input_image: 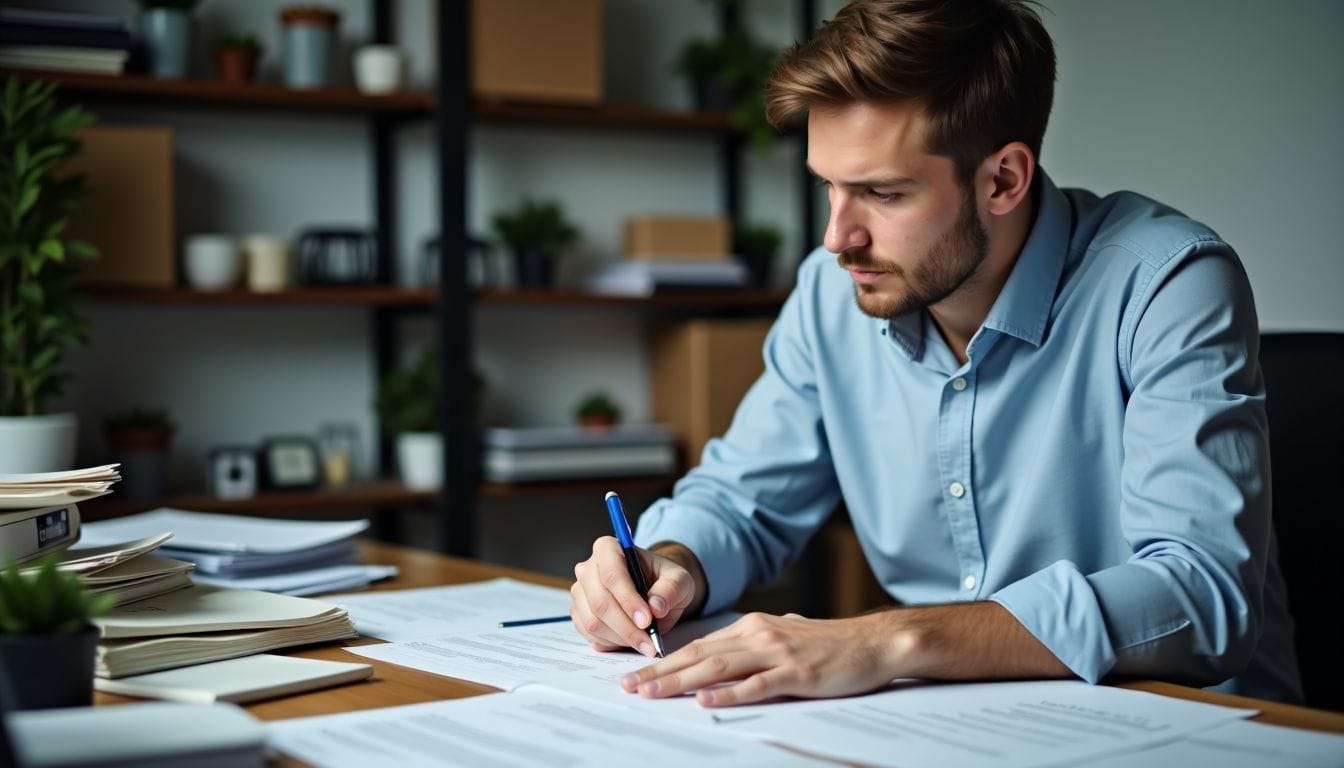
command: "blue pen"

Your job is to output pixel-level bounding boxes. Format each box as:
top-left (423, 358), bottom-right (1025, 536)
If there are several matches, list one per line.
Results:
top-left (605, 491), bottom-right (667, 658)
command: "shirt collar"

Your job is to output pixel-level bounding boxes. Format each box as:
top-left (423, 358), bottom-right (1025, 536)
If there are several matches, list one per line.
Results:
top-left (885, 170), bottom-right (1071, 356)
top-left (980, 170), bottom-right (1070, 347)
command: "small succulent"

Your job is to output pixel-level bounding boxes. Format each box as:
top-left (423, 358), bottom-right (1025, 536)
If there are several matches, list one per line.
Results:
top-left (0, 554), bottom-right (115, 635)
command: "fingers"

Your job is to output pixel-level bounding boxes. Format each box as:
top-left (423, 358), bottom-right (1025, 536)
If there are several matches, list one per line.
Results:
top-left (619, 637), bottom-right (799, 707)
top-left (570, 536), bottom-right (660, 656)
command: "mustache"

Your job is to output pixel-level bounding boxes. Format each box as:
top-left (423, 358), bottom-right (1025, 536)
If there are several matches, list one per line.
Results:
top-left (836, 252), bottom-right (900, 274)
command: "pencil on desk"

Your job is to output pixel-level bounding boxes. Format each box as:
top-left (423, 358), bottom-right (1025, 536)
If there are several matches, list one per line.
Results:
top-left (498, 615), bottom-right (572, 628)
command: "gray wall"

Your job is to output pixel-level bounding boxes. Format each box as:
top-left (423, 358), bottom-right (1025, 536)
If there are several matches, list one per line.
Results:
top-left (30, 1), bottom-right (1343, 566)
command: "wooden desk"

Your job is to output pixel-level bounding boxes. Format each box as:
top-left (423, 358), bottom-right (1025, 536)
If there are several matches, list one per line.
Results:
top-left (96, 540), bottom-right (1344, 738)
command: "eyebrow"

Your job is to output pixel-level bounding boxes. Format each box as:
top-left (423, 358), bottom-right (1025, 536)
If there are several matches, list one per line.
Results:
top-left (805, 164), bottom-right (920, 189)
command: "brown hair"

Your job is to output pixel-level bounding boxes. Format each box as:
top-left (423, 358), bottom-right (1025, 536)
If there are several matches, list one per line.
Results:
top-left (765, 0), bottom-right (1056, 184)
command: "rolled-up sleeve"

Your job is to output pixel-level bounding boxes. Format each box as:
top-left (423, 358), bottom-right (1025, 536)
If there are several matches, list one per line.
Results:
top-left (994, 244), bottom-right (1270, 686)
top-left (635, 260), bottom-right (842, 615)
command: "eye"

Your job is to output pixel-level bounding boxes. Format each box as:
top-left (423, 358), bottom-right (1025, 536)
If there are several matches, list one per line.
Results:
top-left (869, 189), bottom-right (901, 203)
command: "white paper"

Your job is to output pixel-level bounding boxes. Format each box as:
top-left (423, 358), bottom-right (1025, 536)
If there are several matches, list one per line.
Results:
top-left (1085, 718), bottom-right (1344, 768)
top-left (266, 687), bottom-right (828, 768)
top-left (328, 577), bottom-right (572, 642)
top-left (730, 679), bottom-right (1256, 768)
top-left (192, 564), bottom-right (398, 596)
top-left (79, 508), bottom-right (368, 553)
top-left (51, 532), bottom-right (174, 575)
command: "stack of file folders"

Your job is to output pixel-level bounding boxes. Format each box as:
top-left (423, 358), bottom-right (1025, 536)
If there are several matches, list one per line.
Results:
top-left (0, 7), bottom-right (131, 74)
top-left (481, 424), bottom-right (678, 482)
top-left (0, 464), bottom-right (120, 565)
top-left (77, 508), bottom-right (397, 597)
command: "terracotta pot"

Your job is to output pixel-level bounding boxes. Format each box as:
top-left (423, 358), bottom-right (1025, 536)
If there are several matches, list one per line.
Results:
top-left (215, 46), bottom-right (259, 85)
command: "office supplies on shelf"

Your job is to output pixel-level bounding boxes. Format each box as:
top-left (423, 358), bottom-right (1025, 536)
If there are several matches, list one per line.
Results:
top-left (583, 259), bottom-right (749, 297)
top-left (481, 423), bottom-right (676, 482)
top-left (0, 503), bottom-right (80, 563)
top-left (5, 701), bottom-right (265, 768)
top-left (605, 490), bottom-right (665, 656)
top-left (94, 654), bottom-right (373, 704)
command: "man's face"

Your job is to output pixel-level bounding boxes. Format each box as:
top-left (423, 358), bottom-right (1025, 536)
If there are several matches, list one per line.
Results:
top-left (809, 102), bottom-right (989, 320)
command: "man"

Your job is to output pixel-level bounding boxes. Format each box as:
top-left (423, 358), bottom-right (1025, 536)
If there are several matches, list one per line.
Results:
top-left (570, 0), bottom-right (1302, 707)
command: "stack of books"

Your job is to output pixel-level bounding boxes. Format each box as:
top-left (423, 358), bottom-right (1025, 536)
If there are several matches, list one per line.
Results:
top-left (78, 508), bottom-right (396, 596)
top-left (583, 260), bottom-right (749, 297)
top-left (482, 424), bottom-right (678, 482)
top-left (0, 7), bottom-right (132, 75)
top-left (0, 464), bottom-right (120, 565)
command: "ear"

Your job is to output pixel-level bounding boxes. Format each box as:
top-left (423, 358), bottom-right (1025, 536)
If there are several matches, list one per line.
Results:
top-left (980, 142), bottom-right (1035, 217)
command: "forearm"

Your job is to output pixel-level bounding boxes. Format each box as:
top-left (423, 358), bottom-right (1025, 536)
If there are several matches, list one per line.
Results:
top-left (879, 601), bottom-right (1072, 681)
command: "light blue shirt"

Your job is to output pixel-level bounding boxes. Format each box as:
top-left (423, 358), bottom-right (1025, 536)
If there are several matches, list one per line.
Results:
top-left (636, 171), bottom-right (1302, 702)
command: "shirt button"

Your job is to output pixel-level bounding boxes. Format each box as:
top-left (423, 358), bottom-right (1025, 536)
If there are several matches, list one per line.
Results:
top-left (949, 482), bottom-right (965, 498)
top-left (963, 575), bottom-right (977, 590)
top-left (952, 377), bottom-right (967, 391)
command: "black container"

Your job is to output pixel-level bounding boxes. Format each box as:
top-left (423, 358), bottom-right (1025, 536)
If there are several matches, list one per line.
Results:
top-left (0, 626), bottom-right (99, 710)
top-left (296, 228), bottom-right (380, 284)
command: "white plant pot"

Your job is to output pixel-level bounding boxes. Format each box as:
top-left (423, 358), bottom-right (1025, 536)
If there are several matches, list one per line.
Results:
top-left (0, 412), bottom-right (78, 473)
top-left (395, 432), bottom-right (442, 490)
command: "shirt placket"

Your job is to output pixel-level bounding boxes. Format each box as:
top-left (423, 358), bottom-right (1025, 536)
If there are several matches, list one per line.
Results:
top-left (937, 366), bottom-right (986, 598)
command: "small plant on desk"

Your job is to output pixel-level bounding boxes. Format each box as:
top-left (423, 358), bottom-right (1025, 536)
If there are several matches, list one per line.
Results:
top-left (0, 554), bottom-right (116, 710)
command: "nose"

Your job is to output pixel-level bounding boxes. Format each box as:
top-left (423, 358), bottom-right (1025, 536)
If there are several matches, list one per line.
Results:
top-left (823, 192), bottom-right (869, 254)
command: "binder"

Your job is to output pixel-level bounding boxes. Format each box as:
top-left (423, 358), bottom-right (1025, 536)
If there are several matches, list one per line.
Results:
top-left (0, 504), bottom-right (80, 564)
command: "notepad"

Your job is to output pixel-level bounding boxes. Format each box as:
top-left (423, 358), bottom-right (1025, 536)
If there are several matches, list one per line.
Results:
top-left (94, 654), bottom-right (373, 704)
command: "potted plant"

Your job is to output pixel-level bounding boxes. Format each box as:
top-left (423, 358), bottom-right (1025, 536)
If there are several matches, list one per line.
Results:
top-left (138, 0), bottom-right (201, 79)
top-left (490, 198), bottom-right (580, 288)
top-left (672, 0), bottom-right (779, 151)
top-left (214, 33), bottom-right (263, 85)
top-left (103, 407), bottom-right (175, 500)
top-left (733, 221), bottom-right (782, 287)
top-left (0, 77), bottom-right (98, 473)
top-left (0, 554), bottom-right (115, 710)
top-left (574, 391), bottom-right (622, 430)
top-left (375, 347), bottom-right (442, 490)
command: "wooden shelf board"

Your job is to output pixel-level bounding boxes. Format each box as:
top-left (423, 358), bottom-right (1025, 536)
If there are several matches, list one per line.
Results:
top-left (475, 287), bottom-right (790, 311)
top-left (473, 99), bottom-right (733, 133)
top-left (4, 69), bottom-right (434, 115)
top-left (85, 285), bottom-right (438, 307)
top-left (80, 480), bottom-right (436, 521)
top-left (480, 474), bottom-right (677, 499)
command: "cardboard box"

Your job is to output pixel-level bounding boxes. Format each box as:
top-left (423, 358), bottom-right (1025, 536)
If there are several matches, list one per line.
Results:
top-left (472, 0), bottom-right (603, 103)
top-left (650, 319), bottom-right (772, 466)
top-left (66, 126), bottom-right (174, 288)
top-left (624, 215), bottom-right (731, 261)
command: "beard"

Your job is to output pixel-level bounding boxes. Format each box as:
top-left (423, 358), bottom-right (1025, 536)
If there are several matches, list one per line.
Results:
top-left (838, 190), bottom-right (989, 320)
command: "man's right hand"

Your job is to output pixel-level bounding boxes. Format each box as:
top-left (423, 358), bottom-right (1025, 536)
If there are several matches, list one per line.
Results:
top-left (570, 538), bottom-right (703, 656)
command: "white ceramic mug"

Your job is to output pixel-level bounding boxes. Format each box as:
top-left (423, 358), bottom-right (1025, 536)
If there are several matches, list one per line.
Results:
top-left (353, 45), bottom-right (405, 94)
top-left (183, 234), bottom-right (240, 290)
top-left (243, 235), bottom-right (292, 292)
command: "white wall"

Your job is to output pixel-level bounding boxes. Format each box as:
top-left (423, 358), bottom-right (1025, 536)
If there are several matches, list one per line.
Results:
top-left (24, 1), bottom-right (1341, 561)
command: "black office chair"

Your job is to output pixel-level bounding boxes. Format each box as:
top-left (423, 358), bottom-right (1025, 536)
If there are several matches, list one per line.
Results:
top-left (1259, 332), bottom-right (1344, 712)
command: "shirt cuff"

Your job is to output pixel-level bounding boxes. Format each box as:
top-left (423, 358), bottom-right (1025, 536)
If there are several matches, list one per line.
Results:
top-left (990, 560), bottom-right (1117, 683)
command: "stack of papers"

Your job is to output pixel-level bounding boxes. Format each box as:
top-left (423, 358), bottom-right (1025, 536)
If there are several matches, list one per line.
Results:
top-left (0, 464), bottom-right (120, 509)
top-left (0, 465), bottom-right (121, 564)
top-left (482, 424), bottom-right (677, 482)
top-left (79, 508), bottom-right (396, 596)
top-left (584, 259), bottom-right (748, 296)
top-left (94, 654), bottom-right (373, 704)
top-left (50, 533), bottom-right (195, 606)
top-left (94, 584), bottom-right (357, 678)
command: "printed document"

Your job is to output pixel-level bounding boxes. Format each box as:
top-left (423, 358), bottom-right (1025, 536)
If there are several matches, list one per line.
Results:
top-left (1085, 719), bottom-right (1344, 768)
top-left (266, 686), bottom-right (828, 768)
top-left (329, 577), bottom-right (572, 641)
